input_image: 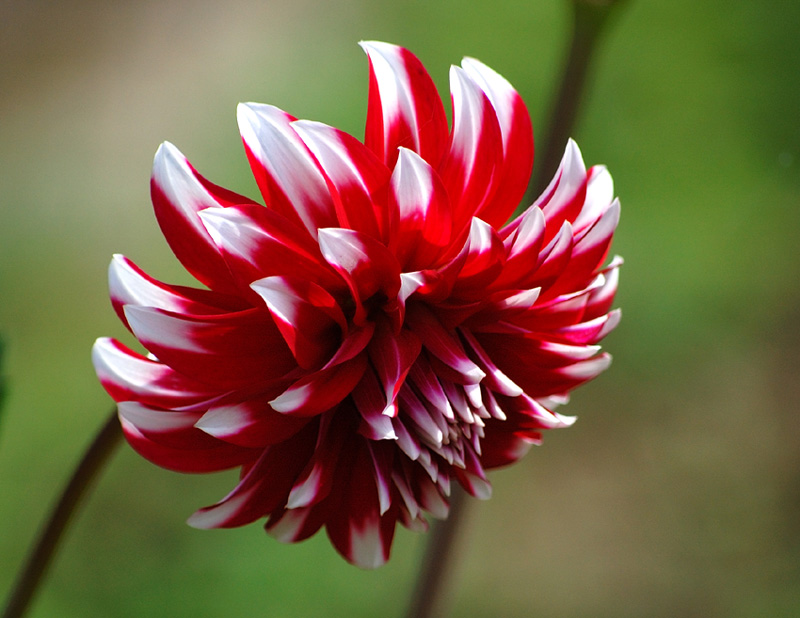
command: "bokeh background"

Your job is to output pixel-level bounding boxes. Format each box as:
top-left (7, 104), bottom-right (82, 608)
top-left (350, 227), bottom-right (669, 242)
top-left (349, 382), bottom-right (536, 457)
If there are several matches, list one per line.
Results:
top-left (2, 1), bottom-right (799, 616)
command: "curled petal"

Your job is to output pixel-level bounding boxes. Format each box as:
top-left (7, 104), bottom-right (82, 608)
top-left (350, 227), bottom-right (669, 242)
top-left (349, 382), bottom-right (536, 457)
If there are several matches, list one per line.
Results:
top-left (269, 326), bottom-right (375, 417)
top-left (151, 142), bottom-right (256, 293)
top-left (461, 57), bottom-right (534, 227)
top-left (438, 66), bottom-right (503, 233)
top-left (237, 103), bottom-right (337, 235)
top-left (251, 275), bottom-right (345, 370)
top-left (118, 402), bottom-right (257, 473)
top-left (388, 148), bottom-right (453, 270)
top-left (361, 41), bottom-right (449, 168)
top-left (292, 119), bottom-right (390, 240)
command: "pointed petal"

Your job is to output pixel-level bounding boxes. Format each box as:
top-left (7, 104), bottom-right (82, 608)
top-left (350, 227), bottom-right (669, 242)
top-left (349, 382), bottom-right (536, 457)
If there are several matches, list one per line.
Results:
top-left (326, 442), bottom-right (396, 568)
top-left (269, 325), bottom-right (374, 416)
top-left (405, 304), bottom-right (485, 384)
top-left (151, 142), bottom-right (254, 293)
top-left (199, 203), bottom-right (342, 295)
top-left (93, 338), bottom-right (216, 409)
top-left (368, 318), bottom-right (422, 408)
top-left (535, 139), bottom-right (588, 244)
top-left (450, 217), bottom-right (506, 298)
top-left (195, 399), bottom-right (309, 448)
top-left (124, 305), bottom-right (295, 389)
top-left (360, 41), bottom-right (449, 168)
top-left (291, 119), bottom-right (390, 240)
top-left (108, 254), bottom-right (245, 329)
top-left (461, 57), bottom-right (533, 227)
top-left (387, 148), bottom-right (453, 270)
top-left (118, 402), bottom-right (257, 472)
top-left (438, 66), bottom-right (503, 233)
top-left (237, 102), bottom-right (337, 235)
top-left (188, 424), bottom-right (316, 528)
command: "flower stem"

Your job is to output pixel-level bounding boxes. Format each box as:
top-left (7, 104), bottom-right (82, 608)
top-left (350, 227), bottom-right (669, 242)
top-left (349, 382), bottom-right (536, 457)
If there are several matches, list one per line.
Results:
top-left (3, 409), bottom-right (122, 618)
top-left (404, 485), bottom-right (470, 618)
top-left (530, 0), bottom-right (628, 198)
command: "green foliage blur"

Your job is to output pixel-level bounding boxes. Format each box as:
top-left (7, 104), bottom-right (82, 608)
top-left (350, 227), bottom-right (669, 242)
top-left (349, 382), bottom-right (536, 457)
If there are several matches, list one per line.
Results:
top-left (1, 1), bottom-right (798, 616)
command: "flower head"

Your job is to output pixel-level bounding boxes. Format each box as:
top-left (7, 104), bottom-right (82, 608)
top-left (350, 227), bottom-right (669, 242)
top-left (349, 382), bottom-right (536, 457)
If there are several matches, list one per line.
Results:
top-left (93, 42), bottom-right (621, 568)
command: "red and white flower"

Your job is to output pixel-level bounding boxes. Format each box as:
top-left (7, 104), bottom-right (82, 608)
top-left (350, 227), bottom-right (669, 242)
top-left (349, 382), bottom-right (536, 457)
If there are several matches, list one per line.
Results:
top-left (93, 41), bottom-right (621, 568)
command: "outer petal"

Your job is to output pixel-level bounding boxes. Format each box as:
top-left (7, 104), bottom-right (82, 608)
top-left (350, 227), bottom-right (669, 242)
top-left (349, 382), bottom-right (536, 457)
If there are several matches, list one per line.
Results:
top-left (360, 41), bottom-right (449, 168)
top-left (109, 254), bottom-right (246, 329)
top-left (438, 66), bottom-right (503, 234)
top-left (118, 402), bottom-right (257, 473)
top-left (151, 142), bottom-right (257, 294)
top-left (93, 338), bottom-right (217, 410)
top-left (461, 57), bottom-right (534, 227)
top-left (188, 423), bottom-right (317, 528)
top-left (237, 103), bottom-right (337, 236)
top-left (325, 440), bottom-right (396, 568)
top-left (124, 305), bottom-right (295, 389)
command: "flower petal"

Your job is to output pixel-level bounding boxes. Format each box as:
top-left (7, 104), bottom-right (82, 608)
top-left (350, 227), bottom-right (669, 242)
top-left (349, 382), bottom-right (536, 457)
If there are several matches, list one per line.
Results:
top-left (201, 202), bottom-right (342, 290)
top-left (124, 306), bottom-right (295, 389)
top-left (118, 402), bottom-right (257, 473)
top-left (237, 102), bottom-right (337, 236)
top-left (438, 66), bottom-right (503, 233)
top-left (195, 399), bottom-right (309, 448)
top-left (317, 228), bottom-right (402, 321)
top-left (251, 275), bottom-right (345, 370)
top-left (93, 338), bottom-right (216, 409)
top-left (461, 57), bottom-right (534, 227)
top-left (291, 119), bottom-right (391, 240)
top-left (151, 142), bottom-right (255, 293)
top-left (387, 148), bottom-right (453, 270)
top-left (361, 41), bottom-right (449, 168)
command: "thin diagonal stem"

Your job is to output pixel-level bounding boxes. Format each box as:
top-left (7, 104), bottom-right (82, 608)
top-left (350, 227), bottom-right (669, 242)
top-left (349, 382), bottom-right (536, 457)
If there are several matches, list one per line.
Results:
top-left (530, 0), bottom-right (627, 199)
top-left (3, 409), bottom-right (122, 618)
top-left (404, 485), bottom-right (470, 618)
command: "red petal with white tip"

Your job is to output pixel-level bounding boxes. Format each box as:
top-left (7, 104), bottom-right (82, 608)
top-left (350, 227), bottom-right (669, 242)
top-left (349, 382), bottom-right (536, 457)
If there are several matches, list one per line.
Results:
top-left (251, 275), bottom-right (345, 370)
top-left (93, 338), bottom-right (216, 409)
top-left (388, 148), bottom-right (453, 270)
top-left (151, 142), bottom-right (255, 294)
top-left (361, 41), bottom-right (449, 168)
top-left (124, 306), bottom-right (295, 389)
top-left (199, 203), bottom-right (342, 296)
top-left (237, 103), bottom-right (337, 235)
top-left (118, 402), bottom-right (257, 473)
top-left (195, 399), bottom-right (309, 448)
top-left (461, 57), bottom-right (534, 227)
top-left (438, 66), bottom-right (503, 233)
top-left (292, 120), bottom-right (390, 240)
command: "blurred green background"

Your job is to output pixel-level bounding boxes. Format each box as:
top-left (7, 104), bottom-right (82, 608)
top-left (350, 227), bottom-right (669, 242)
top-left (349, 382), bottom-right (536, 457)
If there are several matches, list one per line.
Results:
top-left (2, 0), bottom-right (799, 616)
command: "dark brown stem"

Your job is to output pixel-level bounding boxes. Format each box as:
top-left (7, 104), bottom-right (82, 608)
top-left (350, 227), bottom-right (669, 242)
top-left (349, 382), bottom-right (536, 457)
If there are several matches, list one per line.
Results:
top-left (404, 485), bottom-right (471, 618)
top-left (3, 409), bottom-right (122, 618)
top-left (529, 0), bottom-right (628, 199)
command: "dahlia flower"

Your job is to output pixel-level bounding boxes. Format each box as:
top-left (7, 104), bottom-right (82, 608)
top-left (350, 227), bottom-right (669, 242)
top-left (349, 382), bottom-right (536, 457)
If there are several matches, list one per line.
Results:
top-left (93, 41), bottom-right (620, 568)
